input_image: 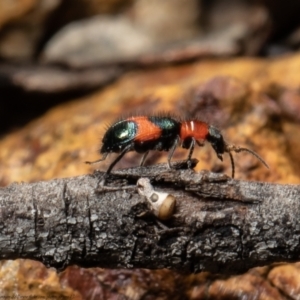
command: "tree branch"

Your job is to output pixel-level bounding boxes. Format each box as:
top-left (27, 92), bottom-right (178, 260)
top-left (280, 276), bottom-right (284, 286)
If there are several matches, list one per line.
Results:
top-left (0, 160), bottom-right (299, 274)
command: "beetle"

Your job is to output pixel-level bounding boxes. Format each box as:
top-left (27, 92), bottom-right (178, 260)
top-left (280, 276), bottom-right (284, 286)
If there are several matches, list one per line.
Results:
top-left (86, 115), bottom-right (269, 178)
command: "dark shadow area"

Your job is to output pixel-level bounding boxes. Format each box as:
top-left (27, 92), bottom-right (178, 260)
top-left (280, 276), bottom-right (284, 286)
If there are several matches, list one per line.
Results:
top-left (0, 87), bottom-right (99, 135)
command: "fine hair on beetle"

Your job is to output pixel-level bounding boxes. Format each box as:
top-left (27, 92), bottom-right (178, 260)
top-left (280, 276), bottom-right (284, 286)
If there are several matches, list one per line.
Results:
top-left (86, 113), bottom-right (269, 178)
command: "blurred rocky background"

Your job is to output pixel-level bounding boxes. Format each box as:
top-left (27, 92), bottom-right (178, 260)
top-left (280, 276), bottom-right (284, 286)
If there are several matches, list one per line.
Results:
top-left (2, 0), bottom-right (300, 133)
top-left (1, 0), bottom-right (300, 299)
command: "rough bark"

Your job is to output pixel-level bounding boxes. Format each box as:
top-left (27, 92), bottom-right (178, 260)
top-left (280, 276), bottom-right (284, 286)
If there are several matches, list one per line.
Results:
top-left (0, 160), bottom-right (299, 274)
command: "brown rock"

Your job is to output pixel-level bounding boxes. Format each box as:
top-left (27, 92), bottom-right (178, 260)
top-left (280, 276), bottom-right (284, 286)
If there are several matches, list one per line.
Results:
top-left (268, 263), bottom-right (300, 299)
top-left (0, 259), bottom-right (80, 299)
top-left (2, 260), bottom-right (299, 299)
top-left (2, 54), bottom-right (300, 185)
top-left (0, 0), bottom-right (61, 61)
top-left (278, 89), bottom-right (300, 123)
top-left (206, 272), bottom-right (283, 300)
top-left (60, 267), bottom-right (185, 300)
top-left (0, 0), bottom-right (134, 61)
top-left (0, 0), bottom-right (37, 29)
top-left (0, 63), bottom-right (122, 93)
top-left (130, 0), bottom-right (201, 44)
top-left (41, 1), bottom-right (242, 68)
top-left (41, 15), bottom-right (155, 67)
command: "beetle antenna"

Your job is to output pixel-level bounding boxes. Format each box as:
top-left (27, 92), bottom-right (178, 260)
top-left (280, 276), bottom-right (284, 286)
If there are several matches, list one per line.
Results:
top-left (225, 144), bottom-right (269, 178)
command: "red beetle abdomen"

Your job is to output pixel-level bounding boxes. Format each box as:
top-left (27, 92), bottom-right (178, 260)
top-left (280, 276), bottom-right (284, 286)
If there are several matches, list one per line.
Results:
top-left (127, 116), bottom-right (162, 142)
top-left (180, 120), bottom-right (209, 142)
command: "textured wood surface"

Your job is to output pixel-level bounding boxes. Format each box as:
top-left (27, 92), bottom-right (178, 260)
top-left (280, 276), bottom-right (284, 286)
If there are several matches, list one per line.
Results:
top-left (1, 161), bottom-right (299, 274)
